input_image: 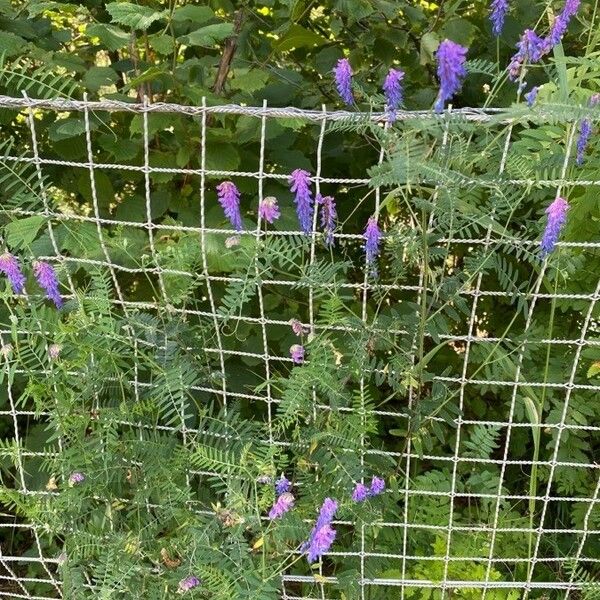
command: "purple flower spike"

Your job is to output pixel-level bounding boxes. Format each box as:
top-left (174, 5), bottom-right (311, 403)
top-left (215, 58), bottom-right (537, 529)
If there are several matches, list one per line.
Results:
top-left (576, 95), bottom-right (600, 166)
top-left (508, 29), bottom-right (547, 81)
top-left (268, 492), bottom-right (295, 519)
top-left (434, 40), bottom-right (468, 113)
top-left (364, 217), bottom-right (382, 270)
top-left (490, 0), bottom-right (509, 36)
top-left (178, 576), bottom-right (201, 592)
top-left (333, 58), bottom-right (354, 105)
top-left (352, 482), bottom-right (369, 502)
top-left (216, 181), bottom-right (243, 231)
top-left (33, 261), bottom-right (62, 308)
top-left (306, 523), bottom-right (336, 563)
top-left (369, 476), bottom-right (385, 496)
top-left (383, 68), bottom-right (405, 123)
top-left (317, 194), bottom-right (337, 247)
top-left (541, 197), bottom-right (569, 256)
top-left (525, 86), bottom-right (539, 107)
top-left (275, 475), bottom-right (291, 496)
top-left (289, 169), bottom-right (314, 234)
top-left (258, 196), bottom-right (280, 224)
top-left (315, 497), bottom-right (338, 530)
top-left (290, 344), bottom-right (305, 364)
top-left (68, 472), bottom-right (85, 486)
top-left (0, 252), bottom-right (26, 295)
top-left (546, 0), bottom-right (581, 50)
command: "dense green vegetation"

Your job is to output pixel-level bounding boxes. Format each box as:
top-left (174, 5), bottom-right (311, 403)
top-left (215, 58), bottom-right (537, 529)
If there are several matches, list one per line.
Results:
top-left (1, 0), bottom-right (600, 598)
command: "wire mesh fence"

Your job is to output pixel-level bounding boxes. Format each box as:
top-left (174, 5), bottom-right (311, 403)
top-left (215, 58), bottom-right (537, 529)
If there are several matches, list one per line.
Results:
top-left (0, 94), bottom-right (599, 599)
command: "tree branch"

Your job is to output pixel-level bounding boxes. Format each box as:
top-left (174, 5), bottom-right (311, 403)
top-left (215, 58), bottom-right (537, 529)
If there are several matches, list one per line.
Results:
top-left (212, 9), bottom-right (245, 95)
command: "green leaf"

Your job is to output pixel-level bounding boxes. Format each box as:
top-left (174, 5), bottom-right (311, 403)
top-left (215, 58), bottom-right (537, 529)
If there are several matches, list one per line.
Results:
top-left (230, 69), bottom-right (269, 93)
top-left (5, 216), bottom-right (46, 249)
top-left (77, 171), bottom-right (114, 209)
top-left (0, 31), bottom-right (26, 56)
top-left (48, 118), bottom-right (91, 141)
top-left (86, 23), bottom-right (130, 51)
top-left (180, 23), bottom-right (233, 47)
top-left (83, 66), bottom-right (119, 92)
top-left (420, 31), bottom-right (439, 65)
top-left (171, 5), bottom-right (214, 23)
top-left (587, 361), bottom-right (600, 378)
top-left (441, 19), bottom-right (479, 47)
top-left (106, 2), bottom-right (166, 30)
top-left (149, 33), bottom-right (175, 55)
top-left (274, 24), bottom-right (328, 52)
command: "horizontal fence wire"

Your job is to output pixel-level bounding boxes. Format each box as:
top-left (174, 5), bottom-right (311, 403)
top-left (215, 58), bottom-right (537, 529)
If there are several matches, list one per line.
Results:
top-left (0, 94), bottom-right (599, 599)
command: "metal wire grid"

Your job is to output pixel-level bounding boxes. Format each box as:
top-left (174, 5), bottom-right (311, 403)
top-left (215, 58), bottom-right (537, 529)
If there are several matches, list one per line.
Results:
top-left (0, 94), bottom-right (598, 598)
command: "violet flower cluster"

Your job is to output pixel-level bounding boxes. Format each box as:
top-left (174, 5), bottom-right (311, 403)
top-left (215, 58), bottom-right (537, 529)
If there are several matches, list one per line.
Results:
top-left (290, 318), bottom-right (307, 336)
top-left (540, 196), bottom-right (569, 256)
top-left (304, 498), bottom-right (338, 563)
top-left (275, 475), bottom-right (291, 496)
top-left (290, 344), bottom-right (305, 364)
top-left (364, 217), bottom-right (382, 272)
top-left (178, 576), bottom-right (201, 593)
top-left (34, 261), bottom-right (63, 308)
top-left (68, 472), bottom-right (85, 486)
top-left (258, 196), bottom-right (281, 224)
top-left (268, 492), bottom-right (295, 519)
top-left (216, 181), bottom-right (243, 231)
top-left (352, 476), bottom-right (386, 502)
top-left (434, 39), bottom-right (468, 113)
top-left (383, 68), bottom-right (404, 123)
top-left (333, 58), bottom-right (354, 105)
top-left (289, 169), bottom-right (314, 234)
top-left (489, 0), bottom-right (509, 36)
top-left (0, 252), bottom-right (26, 295)
top-left (576, 94), bottom-right (600, 166)
top-left (317, 194), bottom-right (337, 247)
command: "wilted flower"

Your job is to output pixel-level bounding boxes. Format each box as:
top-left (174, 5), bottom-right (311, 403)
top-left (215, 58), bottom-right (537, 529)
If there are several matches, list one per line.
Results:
top-left (525, 86), bottom-right (539, 107)
top-left (178, 576), bottom-right (201, 593)
top-left (546, 0), bottom-right (581, 50)
top-left (290, 344), bottom-right (305, 365)
top-left (383, 68), bottom-right (404, 122)
top-left (333, 58), bottom-right (354, 105)
top-left (33, 261), bottom-right (62, 308)
top-left (352, 482), bottom-right (369, 502)
top-left (317, 194), bottom-right (337, 247)
top-left (541, 197), bottom-right (569, 256)
top-left (306, 523), bottom-right (336, 563)
top-left (490, 0), bottom-right (509, 36)
top-left (225, 236), bottom-right (241, 248)
top-left (258, 196), bottom-right (281, 224)
top-left (216, 181), bottom-right (243, 231)
top-left (268, 492), bottom-right (295, 519)
top-left (434, 39), bottom-right (468, 113)
top-left (369, 476), bottom-right (385, 496)
top-left (364, 217), bottom-right (382, 270)
top-left (290, 318), bottom-right (307, 336)
top-left (0, 343), bottom-right (13, 358)
top-left (48, 344), bottom-right (61, 360)
top-left (275, 475), bottom-right (291, 496)
top-left (68, 472), bottom-right (85, 486)
top-left (0, 252), bottom-right (26, 295)
top-left (257, 474), bottom-right (272, 484)
top-left (289, 169), bottom-right (314, 234)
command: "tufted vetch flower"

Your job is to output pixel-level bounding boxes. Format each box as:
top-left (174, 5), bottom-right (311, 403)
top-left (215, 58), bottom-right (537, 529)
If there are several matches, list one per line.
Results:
top-left (275, 475), bottom-right (291, 496)
top-left (540, 197), bottom-right (569, 256)
top-left (434, 40), bottom-right (468, 113)
top-left (216, 181), bottom-right (243, 231)
top-left (178, 576), bottom-right (201, 593)
top-left (289, 169), bottom-right (314, 234)
top-left (333, 58), bottom-right (354, 105)
top-left (33, 261), bottom-right (62, 308)
top-left (490, 0), bottom-right (509, 36)
top-left (525, 86), bottom-right (539, 107)
top-left (364, 217), bottom-right (382, 270)
top-left (290, 344), bottom-right (305, 364)
top-left (383, 68), bottom-right (404, 122)
top-left (258, 196), bottom-right (280, 224)
top-left (268, 492), bottom-right (295, 519)
top-left (352, 482), bottom-right (369, 502)
top-left (317, 194), bottom-right (337, 247)
top-left (0, 252), bottom-right (26, 295)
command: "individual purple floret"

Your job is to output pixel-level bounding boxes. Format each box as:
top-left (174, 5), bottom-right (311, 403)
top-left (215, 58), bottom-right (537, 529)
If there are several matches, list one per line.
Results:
top-left (525, 86), bottom-right (539, 107)
top-left (352, 482), bottom-right (369, 502)
top-left (333, 58), bottom-right (354, 105)
top-left (317, 194), bottom-right (337, 247)
top-left (434, 39), bottom-right (468, 113)
top-left (0, 252), bottom-right (26, 295)
top-left (216, 181), bottom-right (243, 231)
top-left (258, 196), bottom-right (280, 224)
top-left (576, 95), bottom-right (600, 166)
top-left (490, 0), bottom-right (509, 36)
top-left (508, 29), bottom-right (547, 81)
top-left (306, 523), bottom-right (336, 563)
top-left (545, 0), bottom-right (581, 50)
top-left (178, 575), bottom-right (201, 592)
top-left (364, 217), bottom-right (382, 270)
top-left (68, 472), bottom-right (85, 486)
top-left (268, 492), bottom-right (295, 519)
top-left (33, 261), bottom-right (62, 308)
top-left (383, 68), bottom-right (405, 123)
top-left (369, 476), bottom-right (385, 496)
top-left (290, 344), bottom-right (305, 365)
top-left (540, 197), bottom-right (569, 256)
top-left (290, 318), bottom-right (307, 336)
top-left (289, 169), bottom-right (314, 234)
top-left (275, 475), bottom-right (291, 496)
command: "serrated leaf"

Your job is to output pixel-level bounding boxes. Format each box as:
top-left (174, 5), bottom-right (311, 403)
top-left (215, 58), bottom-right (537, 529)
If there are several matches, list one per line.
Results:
top-left (274, 24), bottom-right (328, 52)
top-left (83, 66), bottom-right (119, 92)
top-left (86, 23), bottom-right (130, 51)
top-left (180, 23), bottom-right (233, 46)
top-left (106, 2), bottom-right (166, 30)
top-left (5, 216), bottom-right (46, 249)
top-left (0, 31), bottom-right (26, 56)
top-left (171, 5), bottom-right (214, 23)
